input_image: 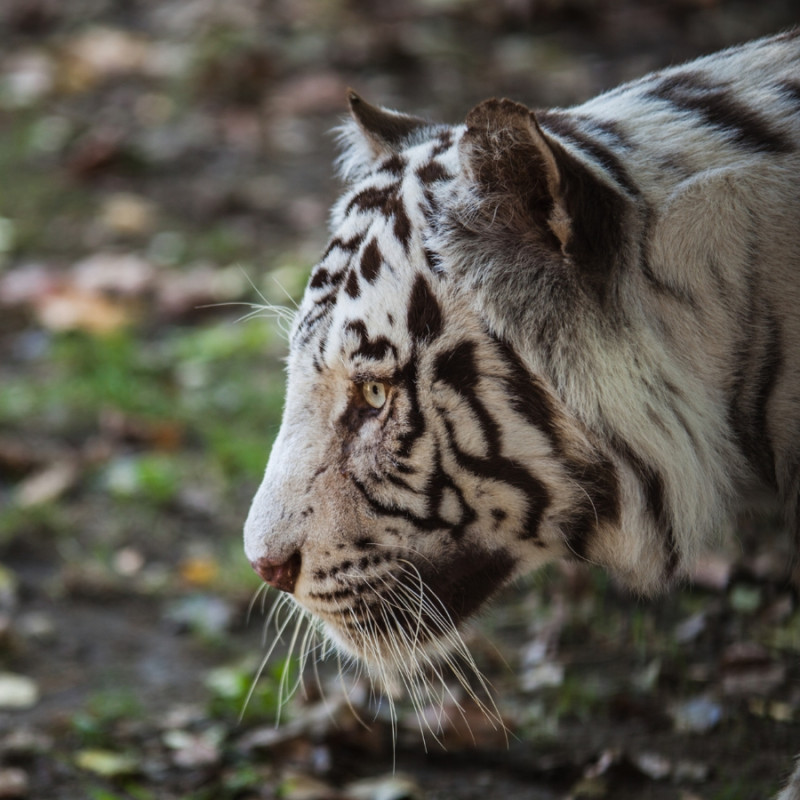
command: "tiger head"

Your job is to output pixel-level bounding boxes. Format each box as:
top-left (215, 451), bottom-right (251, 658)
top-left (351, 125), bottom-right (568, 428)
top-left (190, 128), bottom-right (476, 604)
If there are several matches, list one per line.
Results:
top-left (244, 93), bottom-right (623, 693)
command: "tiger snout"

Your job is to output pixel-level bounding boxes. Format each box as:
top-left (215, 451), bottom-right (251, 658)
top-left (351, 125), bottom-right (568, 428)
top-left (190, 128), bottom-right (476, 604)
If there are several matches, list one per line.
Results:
top-left (250, 551), bottom-right (302, 593)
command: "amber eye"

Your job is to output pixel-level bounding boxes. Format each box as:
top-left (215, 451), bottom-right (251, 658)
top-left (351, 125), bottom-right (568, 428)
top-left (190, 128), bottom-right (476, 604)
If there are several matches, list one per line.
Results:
top-left (362, 381), bottom-right (387, 409)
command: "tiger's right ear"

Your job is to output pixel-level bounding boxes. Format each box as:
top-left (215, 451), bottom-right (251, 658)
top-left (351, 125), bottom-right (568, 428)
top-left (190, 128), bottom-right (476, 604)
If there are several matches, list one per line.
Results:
top-left (336, 91), bottom-right (428, 181)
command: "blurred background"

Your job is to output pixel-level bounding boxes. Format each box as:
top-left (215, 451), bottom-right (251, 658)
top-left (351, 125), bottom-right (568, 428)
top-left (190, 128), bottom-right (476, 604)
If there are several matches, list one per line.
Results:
top-left (0, 1), bottom-right (799, 798)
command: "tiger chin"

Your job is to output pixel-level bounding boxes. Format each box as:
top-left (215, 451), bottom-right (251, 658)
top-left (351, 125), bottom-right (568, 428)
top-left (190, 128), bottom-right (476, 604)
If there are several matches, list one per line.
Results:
top-left (245, 30), bottom-right (800, 795)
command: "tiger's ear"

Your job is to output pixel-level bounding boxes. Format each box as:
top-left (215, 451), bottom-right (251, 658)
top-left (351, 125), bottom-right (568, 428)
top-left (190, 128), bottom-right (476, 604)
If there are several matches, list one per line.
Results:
top-left (336, 91), bottom-right (428, 181)
top-left (460, 99), bottom-right (570, 250)
top-left (459, 99), bottom-right (629, 297)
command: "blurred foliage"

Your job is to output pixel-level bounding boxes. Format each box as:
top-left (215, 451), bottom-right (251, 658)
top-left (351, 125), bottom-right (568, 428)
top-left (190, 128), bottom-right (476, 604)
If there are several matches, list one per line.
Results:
top-left (0, 1), bottom-right (798, 799)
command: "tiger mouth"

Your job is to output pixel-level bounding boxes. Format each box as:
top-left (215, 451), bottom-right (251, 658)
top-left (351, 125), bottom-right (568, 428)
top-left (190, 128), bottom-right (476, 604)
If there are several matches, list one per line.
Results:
top-left (315, 545), bottom-right (516, 665)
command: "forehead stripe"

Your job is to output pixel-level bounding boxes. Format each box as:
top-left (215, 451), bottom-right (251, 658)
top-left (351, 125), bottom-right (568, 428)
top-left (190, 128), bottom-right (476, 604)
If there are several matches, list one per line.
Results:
top-left (407, 275), bottom-right (443, 343)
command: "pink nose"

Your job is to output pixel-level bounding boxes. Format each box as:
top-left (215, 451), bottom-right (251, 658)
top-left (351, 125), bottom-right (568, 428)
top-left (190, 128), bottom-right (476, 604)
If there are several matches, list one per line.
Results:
top-left (250, 552), bottom-right (301, 593)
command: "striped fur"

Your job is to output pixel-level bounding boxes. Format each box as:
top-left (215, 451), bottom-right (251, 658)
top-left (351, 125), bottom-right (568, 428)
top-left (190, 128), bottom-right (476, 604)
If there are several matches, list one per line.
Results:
top-left (245, 31), bottom-right (800, 778)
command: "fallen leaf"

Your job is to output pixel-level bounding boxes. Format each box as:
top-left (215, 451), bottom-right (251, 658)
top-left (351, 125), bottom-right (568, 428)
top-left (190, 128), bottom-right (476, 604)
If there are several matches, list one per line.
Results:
top-left (34, 286), bottom-right (131, 333)
top-left (166, 594), bottom-right (233, 637)
top-left (0, 767), bottom-right (29, 799)
top-left (674, 611), bottom-right (707, 644)
top-left (670, 696), bottom-right (722, 733)
top-left (721, 642), bottom-right (786, 696)
top-left (570, 776), bottom-right (608, 798)
top-left (0, 49), bottom-right (54, 107)
top-left (179, 557), bottom-right (220, 587)
top-left (15, 461), bottom-right (79, 507)
top-left (632, 752), bottom-right (671, 780)
top-left (98, 193), bottom-right (157, 237)
top-left (74, 749), bottom-right (139, 778)
top-left (0, 674), bottom-right (39, 710)
top-left (674, 760), bottom-right (710, 783)
top-left (60, 26), bottom-right (151, 91)
top-left (112, 547), bottom-right (145, 577)
top-left (690, 551), bottom-right (733, 591)
top-left (0, 262), bottom-right (59, 306)
top-left (162, 728), bottom-right (223, 768)
top-left (72, 252), bottom-right (155, 296)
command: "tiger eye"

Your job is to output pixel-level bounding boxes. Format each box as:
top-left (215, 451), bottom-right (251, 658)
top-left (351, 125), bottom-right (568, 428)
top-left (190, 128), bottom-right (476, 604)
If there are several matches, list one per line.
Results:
top-left (362, 381), bottom-right (387, 409)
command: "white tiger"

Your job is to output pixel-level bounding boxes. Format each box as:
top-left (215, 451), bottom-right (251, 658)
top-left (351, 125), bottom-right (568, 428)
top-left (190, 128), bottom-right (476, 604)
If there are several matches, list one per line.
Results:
top-left (244, 30), bottom-right (800, 796)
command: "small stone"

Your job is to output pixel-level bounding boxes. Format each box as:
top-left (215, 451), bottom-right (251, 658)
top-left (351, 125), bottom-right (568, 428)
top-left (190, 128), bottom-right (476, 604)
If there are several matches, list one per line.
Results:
top-left (16, 612), bottom-right (55, 642)
top-left (99, 193), bottom-right (156, 237)
top-left (0, 767), bottom-right (29, 798)
top-left (670, 696), bottom-right (722, 733)
top-left (633, 752), bottom-right (671, 780)
top-left (0, 674), bottom-right (38, 710)
top-left (162, 728), bottom-right (223, 768)
top-left (0, 729), bottom-right (53, 758)
top-left (674, 760), bottom-right (710, 783)
top-left (346, 773), bottom-right (423, 800)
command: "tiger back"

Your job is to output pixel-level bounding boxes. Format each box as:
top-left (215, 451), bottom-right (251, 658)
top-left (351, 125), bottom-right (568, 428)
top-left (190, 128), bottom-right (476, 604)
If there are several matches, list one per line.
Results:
top-left (244, 29), bottom-right (800, 796)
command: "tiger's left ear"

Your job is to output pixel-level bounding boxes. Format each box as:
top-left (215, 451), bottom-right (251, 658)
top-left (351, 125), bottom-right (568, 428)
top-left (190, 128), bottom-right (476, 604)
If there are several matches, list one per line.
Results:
top-left (337, 91), bottom-right (428, 181)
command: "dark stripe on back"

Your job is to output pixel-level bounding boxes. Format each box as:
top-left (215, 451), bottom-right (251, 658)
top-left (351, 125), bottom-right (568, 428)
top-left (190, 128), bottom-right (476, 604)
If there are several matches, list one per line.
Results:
top-left (648, 72), bottom-right (792, 153)
top-left (728, 305), bottom-right (782, 486)
top-left (536, 109), bottom-right (641, 197)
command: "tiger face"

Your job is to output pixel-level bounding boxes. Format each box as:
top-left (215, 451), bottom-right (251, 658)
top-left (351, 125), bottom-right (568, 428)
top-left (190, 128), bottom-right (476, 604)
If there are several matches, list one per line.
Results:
top-left (244, 94), bottom-right (620, 684)
top-left (246, 31), bottom-right (800, 702)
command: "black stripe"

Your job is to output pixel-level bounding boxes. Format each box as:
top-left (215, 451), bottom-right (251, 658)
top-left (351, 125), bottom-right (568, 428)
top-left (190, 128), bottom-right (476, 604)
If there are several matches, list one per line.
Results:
top-left (777, 79), bottom-right (800, 111)
top-left (536, 109), bottom-right (640, 197)
top-left (387, 194), bottom-right (412, 249)
top-left (344, 269), bottom-right (360, 299)
top-left (407, 275), bottom-right (443, 343)
top-left (431, 129), bottom-right (454, 158)
top-left (416, 160), bottom-right (450, 184)
top-left (360, 238), bottom-right (382, 283)
top-left (611, 435), bottom-right (679, 579)
top-left (345, 184), bottom-right (399, 216)
top-left (445, 419), bottom-right (550, 543)
top-left (434, 341), bottom-right (501, 451)
top-left (560, 456), bottom-right (620, 561)
top-left (728, 305), bottom-right (782, 486)
top-left (434, 340), bottom-right (550, 542)
top-left (491, 334), bottom-right (562, 451)
top-left (344, 182), bottom-right (413, 251)
top-left (309, 266), bottom-right (345, 290)
top-left (639, 207), bottom-right (700, 308)
top-left (321, 232), bottom-right (365, 261)
top-left (491, 333), bottom-right (620, 557)
top-left (378, 154), bottom-right (406, 176)
top-left (345, 320), bottom-right (399, 363)
top-left (395, 361), bottom-right (426, 459)
top-left (648, 72), bottom-right (792, 154)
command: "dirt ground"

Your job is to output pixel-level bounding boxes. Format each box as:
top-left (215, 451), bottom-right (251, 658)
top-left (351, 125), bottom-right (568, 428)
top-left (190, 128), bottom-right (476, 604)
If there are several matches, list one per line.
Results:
top-left (1, 1), bottom-right (799, 798)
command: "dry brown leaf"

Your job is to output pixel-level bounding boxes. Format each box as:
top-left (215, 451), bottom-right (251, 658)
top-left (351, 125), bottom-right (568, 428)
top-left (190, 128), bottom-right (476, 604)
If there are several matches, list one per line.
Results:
top-left (15, 461), bottom-right (79, 507)
top-left (34, 286), bottom-right (132, 333)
